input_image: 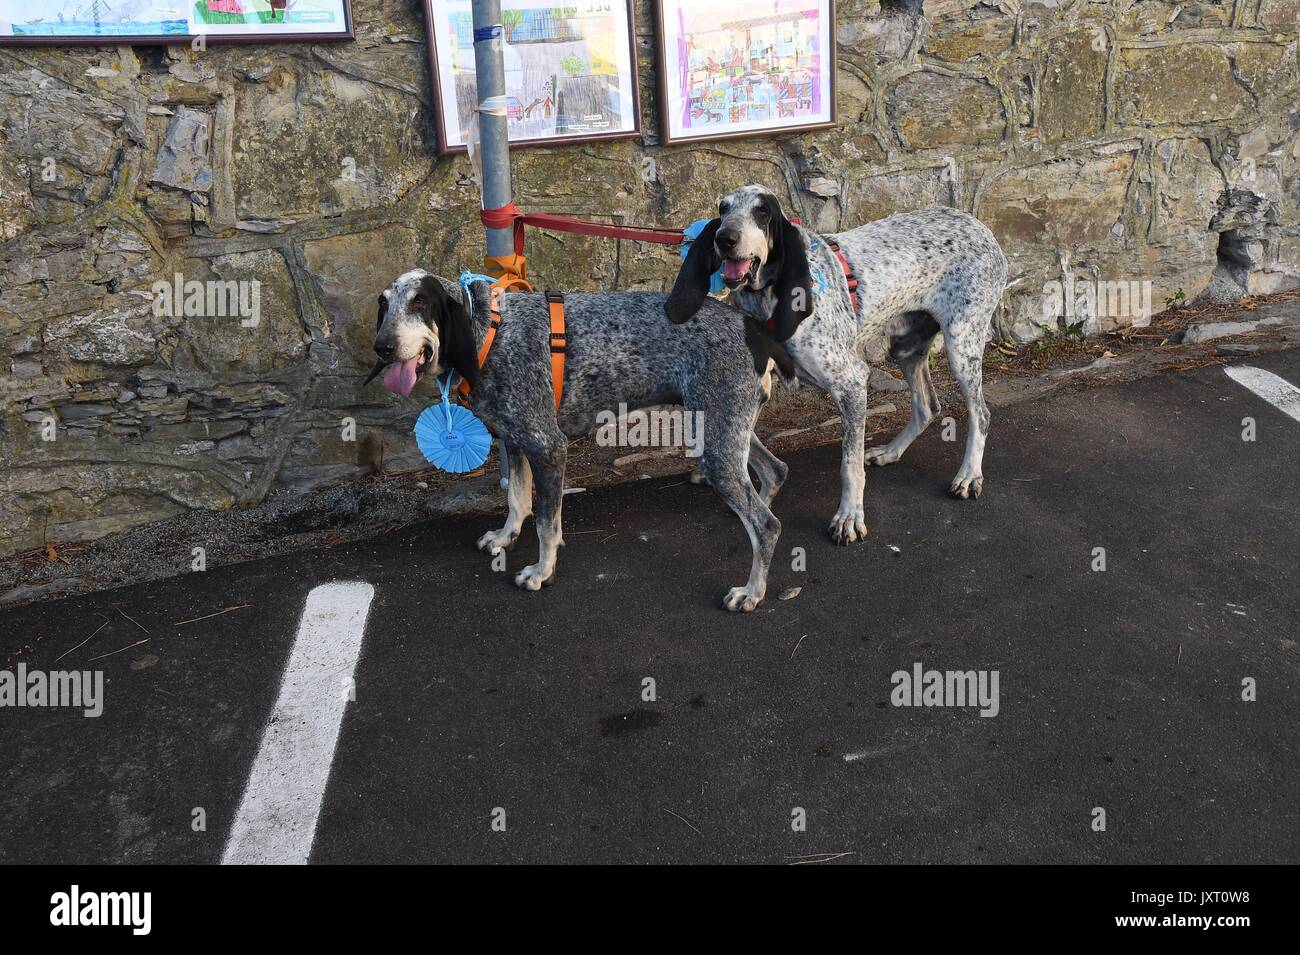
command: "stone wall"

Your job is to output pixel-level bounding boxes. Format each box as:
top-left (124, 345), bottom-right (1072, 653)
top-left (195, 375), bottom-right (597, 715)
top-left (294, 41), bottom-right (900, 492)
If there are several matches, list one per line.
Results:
top-left (1, 0), bottom-right (1298, 555)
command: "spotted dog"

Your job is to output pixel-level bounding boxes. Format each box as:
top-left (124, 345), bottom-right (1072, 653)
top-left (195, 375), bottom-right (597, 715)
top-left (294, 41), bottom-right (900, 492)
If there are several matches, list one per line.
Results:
top-left (667, 186), bottom-right (1009, 544)
top-left (369, 270), bottom-right (792, 612)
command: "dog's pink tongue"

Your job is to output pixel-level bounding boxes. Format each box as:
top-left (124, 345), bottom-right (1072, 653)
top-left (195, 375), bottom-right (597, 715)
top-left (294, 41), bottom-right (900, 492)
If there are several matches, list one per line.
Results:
top-left (383, 356), bottom-right (421, 397)
top-left (723, 259), bottom-right (750, 281)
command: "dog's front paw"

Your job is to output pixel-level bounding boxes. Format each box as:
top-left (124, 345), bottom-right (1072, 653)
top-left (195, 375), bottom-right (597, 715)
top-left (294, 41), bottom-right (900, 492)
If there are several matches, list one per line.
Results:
top-left (477, 528), bottom-right (518, 556)
top-left (514, 563), bottom-right (555, 591)
top-left (948, 475), bottom-right (984, 500)
top-left (827, 510), bottom-right (868, 545)
top-left (723, 586), bottom-right (763, 613)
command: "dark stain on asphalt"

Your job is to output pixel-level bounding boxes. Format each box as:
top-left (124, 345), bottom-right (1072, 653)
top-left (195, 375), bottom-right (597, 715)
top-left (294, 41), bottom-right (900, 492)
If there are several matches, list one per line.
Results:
top-left (689, 694), bottom-right (706, 709)
top-left (599, 709), bottom-right (664, 737)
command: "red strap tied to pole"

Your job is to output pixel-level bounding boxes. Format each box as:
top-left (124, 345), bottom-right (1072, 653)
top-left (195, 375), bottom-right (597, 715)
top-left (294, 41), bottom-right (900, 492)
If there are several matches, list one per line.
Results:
top-left (482, 203), bottom-right (688, 257)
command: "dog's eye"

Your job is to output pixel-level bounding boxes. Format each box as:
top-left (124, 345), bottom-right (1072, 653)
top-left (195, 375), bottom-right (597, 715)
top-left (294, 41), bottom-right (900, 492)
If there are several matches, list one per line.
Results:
top-left (753, 206), bottom-right (770, 224)
top-left (719, 201), bottom-right (730, 215)
top-left (411, 295), bottom-right (427, 310)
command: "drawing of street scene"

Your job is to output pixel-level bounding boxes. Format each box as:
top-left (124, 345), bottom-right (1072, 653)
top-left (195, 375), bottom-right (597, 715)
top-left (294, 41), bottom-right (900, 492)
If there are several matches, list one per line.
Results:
top-left (190, 0), bottom-right (344, 31)
top-left (1, 0), bottom-right (187, 36)
top-left (440, 1), bottom-right (635, 146)
top-left (0, 0), bottom-right (344, 35)
top-left (670, 1), bottom-right (826, 133)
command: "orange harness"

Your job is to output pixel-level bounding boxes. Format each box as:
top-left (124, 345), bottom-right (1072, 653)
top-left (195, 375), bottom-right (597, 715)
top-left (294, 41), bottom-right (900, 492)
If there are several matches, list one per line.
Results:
top-left (458, 282), bottom-right (567, 411)
top-left (544, 291), bottom-right (567, 411)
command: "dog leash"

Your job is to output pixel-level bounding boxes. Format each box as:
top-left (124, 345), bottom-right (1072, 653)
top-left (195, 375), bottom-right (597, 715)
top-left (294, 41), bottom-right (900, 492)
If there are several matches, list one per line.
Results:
top-left (482, 204), bottom-right (688, 258)
top-left (456, 272), bottom-right (502, 402)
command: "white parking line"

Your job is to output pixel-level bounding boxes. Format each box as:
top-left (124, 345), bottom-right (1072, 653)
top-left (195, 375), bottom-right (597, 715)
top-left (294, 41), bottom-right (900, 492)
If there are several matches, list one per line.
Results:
top-left (1225, 366), bottom-right (1300, 423)
top-left (221, 581), bottom-right (374, 865)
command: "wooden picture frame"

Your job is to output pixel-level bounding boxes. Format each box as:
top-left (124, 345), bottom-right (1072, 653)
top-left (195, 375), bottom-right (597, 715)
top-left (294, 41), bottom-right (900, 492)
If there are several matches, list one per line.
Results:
top-left (424, 0), bottom-right (641, 156)
top-left (653, 0), bottom-right (837, 146)
top-left (0, 0), bottom-right (354, 46)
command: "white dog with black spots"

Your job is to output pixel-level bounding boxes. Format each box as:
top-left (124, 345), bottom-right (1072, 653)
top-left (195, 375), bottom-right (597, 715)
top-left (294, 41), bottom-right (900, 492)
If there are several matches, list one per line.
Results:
top-left (668, 185), bottom-right (1009, 544)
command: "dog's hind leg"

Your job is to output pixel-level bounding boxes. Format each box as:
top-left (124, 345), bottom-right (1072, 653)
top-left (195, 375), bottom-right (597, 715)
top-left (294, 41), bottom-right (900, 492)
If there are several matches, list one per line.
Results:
top-left (515, 437), bottom-right (566, 591)
top-left (943, 324), bottom-right (990, 499)
top-left (864, 351), bottom-right (937, 466)
top-left (697, 431), bottom-right (786, 498)
top-left (748, 433), bottom-right (788, 505)
top-left (478, 444), bottom-right (533, 556)
top-left (866, 310), bottom-right (940, 468)
top-left (919, 357), bottom-right (942, 417)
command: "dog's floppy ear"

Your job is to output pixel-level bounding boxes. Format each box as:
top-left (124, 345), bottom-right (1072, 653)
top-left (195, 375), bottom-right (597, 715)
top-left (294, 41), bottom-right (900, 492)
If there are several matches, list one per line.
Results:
top-left (423, 275), bottom-right (479, 391)
top-left (767, 215), bottom-right (813, 342)
top-left (666, 218), bottom-right (721, 324)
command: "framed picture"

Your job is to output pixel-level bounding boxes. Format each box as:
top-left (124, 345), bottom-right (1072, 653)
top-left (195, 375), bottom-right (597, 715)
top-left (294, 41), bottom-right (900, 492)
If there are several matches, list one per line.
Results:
top-left (0, 0), bottom-right (353, 45)
top-left (654, 0), bottom-right (837, 146)
top-left (424, 0), bottom-right (640, 155)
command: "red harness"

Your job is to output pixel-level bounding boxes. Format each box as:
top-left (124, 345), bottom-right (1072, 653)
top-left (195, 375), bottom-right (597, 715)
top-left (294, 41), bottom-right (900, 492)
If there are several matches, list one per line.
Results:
top-left (763, 239), bottom-right (858, 335)
top-left (827, 239), bottom-right (859, 313)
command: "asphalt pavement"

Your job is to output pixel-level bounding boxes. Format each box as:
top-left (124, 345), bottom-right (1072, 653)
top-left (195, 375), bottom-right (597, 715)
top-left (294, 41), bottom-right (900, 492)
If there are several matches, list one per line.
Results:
top-left (2, 351), bottom-right (1298, 864)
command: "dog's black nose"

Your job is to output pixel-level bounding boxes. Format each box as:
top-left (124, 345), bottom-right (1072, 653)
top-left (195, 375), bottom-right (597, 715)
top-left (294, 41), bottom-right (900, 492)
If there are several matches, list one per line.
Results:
top-left (374, 341), bottom-right (395, 361)
top-left (716, 229), bottom-right (739, 252)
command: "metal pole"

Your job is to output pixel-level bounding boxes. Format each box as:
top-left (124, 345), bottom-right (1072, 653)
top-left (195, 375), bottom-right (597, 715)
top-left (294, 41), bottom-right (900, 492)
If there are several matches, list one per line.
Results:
top-left (471, 0), bottom-right (515, 260)
top-left (470, 1), bottom-right (514, 488)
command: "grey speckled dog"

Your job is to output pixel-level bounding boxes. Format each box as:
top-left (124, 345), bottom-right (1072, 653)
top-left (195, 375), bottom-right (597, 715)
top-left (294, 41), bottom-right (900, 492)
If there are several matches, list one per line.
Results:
top-left (370, 270), bottom-right (792, 612)
top-left (667, 185), bottom-right (1009, 544)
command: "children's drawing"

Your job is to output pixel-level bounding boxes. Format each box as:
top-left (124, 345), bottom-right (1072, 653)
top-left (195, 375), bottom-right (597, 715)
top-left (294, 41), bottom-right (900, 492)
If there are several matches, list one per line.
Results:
top-left (430, 0), bottom-right (639, 152)
top-left (657, 0), bottom-right (835, 144)
top-left (0, 0), bottom-right (349, 38)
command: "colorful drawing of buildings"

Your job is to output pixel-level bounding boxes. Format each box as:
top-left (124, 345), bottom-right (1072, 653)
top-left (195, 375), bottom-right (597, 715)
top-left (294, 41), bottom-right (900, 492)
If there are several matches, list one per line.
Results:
top-left (678, 4), bottom-right (823, 129)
